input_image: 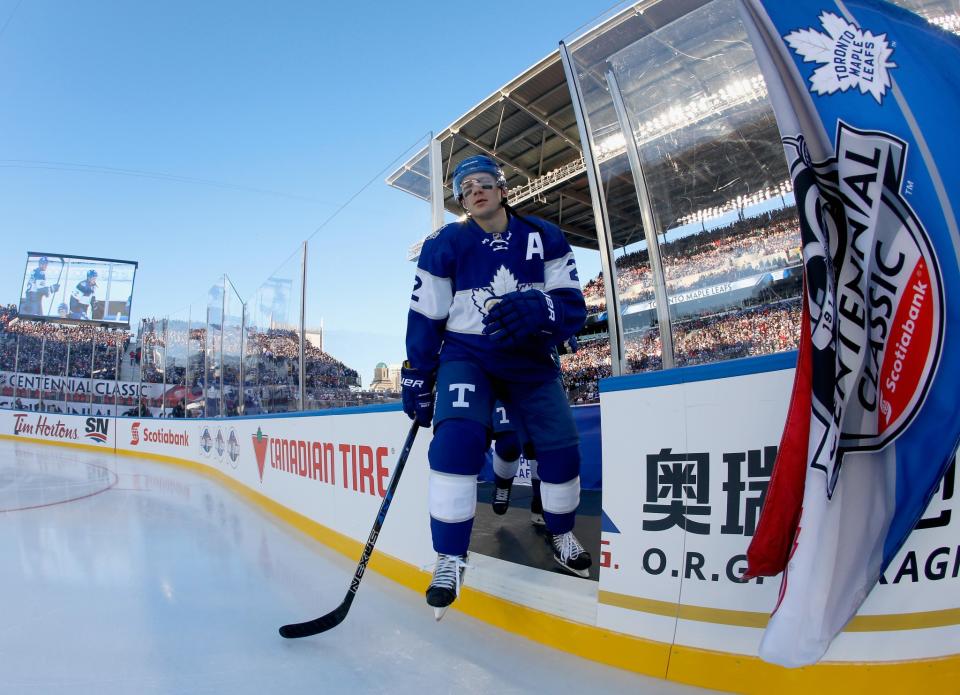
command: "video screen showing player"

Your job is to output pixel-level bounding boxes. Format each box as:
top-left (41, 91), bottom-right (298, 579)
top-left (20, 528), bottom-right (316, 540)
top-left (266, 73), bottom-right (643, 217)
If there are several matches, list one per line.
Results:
top-left (18, 252), bottom-right (138, 327)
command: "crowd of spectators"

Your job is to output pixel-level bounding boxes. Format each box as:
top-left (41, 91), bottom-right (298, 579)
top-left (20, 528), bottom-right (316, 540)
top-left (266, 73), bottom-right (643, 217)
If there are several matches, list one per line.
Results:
top-left (0, 304), bottom-right (130, 380)
top-left (559, 299), bottom-right (802, 403)
top-left (582, 209), bottom-right (801, 313)
top-left (131, 322), bottom-right (365, 415)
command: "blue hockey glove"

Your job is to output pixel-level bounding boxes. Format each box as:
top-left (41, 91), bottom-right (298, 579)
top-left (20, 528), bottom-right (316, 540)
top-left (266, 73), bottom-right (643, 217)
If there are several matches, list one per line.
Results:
top-left (482, 289), bottom-right (557, 346)
top-left (400, 362), bottom-right (435, 427)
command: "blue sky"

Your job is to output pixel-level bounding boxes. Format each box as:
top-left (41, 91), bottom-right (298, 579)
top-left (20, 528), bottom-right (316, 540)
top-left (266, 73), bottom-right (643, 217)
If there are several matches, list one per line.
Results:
top-left (0, 0), bottom-right (620, 383)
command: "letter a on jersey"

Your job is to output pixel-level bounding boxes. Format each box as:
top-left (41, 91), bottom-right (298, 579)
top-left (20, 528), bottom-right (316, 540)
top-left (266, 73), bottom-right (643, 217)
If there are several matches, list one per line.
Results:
top-left (526, 232), bottom-right (544, 260)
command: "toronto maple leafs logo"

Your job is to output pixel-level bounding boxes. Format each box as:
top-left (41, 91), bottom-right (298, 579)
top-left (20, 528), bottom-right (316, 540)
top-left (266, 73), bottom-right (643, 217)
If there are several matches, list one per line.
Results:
top-left (784, 12), bottom-right (895, 103)
top-left (471, 265), bottom-right (531, 315)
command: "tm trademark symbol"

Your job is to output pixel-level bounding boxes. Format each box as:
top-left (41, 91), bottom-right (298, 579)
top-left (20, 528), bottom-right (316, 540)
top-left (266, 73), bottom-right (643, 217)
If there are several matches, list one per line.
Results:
top-left (905, 180), bottom-right (915, 194)
top-left (891, 41), bottom-right (897, 47)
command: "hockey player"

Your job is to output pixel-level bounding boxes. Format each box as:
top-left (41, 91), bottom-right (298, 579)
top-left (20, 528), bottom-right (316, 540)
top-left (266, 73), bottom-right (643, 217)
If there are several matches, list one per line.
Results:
top-left (69, 269), bottom-right (98, 320)
top-left (492, 335), bottom-right (579, 526)
top-left (490, 403), bottom-right (544, 526)
top-left (21, 256), bottom-right (60, 316)
top-left (402, 154), bottom-right (592, 619)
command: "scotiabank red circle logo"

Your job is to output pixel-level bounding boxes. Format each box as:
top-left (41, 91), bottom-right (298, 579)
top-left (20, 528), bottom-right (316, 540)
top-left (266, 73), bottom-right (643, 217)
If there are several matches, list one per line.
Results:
top-left (129, 422), bottom-right (191, 448)
top-left (131, 421), bottom-right (141, 445)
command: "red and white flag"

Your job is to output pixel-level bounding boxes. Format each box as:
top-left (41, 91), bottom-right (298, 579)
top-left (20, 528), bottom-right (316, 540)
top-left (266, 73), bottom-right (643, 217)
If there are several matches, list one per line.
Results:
top-left (738, 0), bottom-right (960, 666)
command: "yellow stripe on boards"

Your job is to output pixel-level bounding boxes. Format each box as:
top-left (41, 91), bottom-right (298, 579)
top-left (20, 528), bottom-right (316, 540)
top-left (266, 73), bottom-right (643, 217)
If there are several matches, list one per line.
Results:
top-left (598, 589), bottom-right (960, 631)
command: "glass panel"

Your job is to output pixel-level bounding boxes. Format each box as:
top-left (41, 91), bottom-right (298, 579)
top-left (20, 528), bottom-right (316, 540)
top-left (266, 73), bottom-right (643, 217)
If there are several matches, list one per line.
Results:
top-left (565, 11), bottom-right (672, 389)
top-left (246, 249), bottom-right (302, 414)
top-left (165, 308), bottom-right (191, 419)
top-left (188, 304), bottom-right (207, 417)
top-left (41, 334), bottom-right (66, 414)
top-left (65, 335), bottom-right (92, 415)
top-left (242, 301), bottom-right (262, 416)
top-left (134, 319), bottom-right (163, 417)
top-left (18, 333), bottom-right (42, 376)
top-left (0, 322), bottom-right (16, 409)
top-left (568, 0), bottom-right (802, 372)
top-left (14, 332), bottom-right (43, 411)
top-left (606, 0), bottom-right (801, 366)
top-left (222, 278), bottom-right (243, 417)
top-left (205, 282), bottom-right (224, 417)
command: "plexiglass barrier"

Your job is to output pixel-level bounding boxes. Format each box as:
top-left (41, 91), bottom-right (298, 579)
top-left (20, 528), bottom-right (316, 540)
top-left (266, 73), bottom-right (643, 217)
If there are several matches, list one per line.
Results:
top-left (563, 0), bottom-right (803, 377)
top-left (245, 247), bottom-right (303, 415)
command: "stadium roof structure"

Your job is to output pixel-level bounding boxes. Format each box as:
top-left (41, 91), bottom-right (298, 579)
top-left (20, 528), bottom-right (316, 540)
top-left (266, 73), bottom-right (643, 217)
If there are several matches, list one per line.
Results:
top-left (387, 0), bottom-right (957, 260)
top-left (386, 0), bottom-right (791, 258)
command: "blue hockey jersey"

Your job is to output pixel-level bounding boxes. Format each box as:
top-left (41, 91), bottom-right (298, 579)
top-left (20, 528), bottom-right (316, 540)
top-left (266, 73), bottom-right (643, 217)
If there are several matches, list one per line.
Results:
top-left (69, 280), bottom-right (97, 318)
top-left (26, 267), bottom-right (52, 296)
top-left (406, 213), bottom-right (585, 382)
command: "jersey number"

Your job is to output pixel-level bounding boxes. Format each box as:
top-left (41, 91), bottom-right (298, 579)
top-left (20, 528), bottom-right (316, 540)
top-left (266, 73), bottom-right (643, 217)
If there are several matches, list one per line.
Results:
top-left (411, 276), bottom-right (423, 302)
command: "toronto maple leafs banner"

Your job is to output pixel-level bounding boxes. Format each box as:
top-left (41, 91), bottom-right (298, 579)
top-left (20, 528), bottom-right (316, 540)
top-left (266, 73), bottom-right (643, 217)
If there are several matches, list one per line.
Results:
top-left (737, 0), bottom-right (960, 667)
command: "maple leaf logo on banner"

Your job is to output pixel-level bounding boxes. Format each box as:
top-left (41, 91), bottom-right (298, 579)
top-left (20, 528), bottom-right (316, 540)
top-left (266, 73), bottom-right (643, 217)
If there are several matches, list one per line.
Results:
top-left (784, 12), bottom-right (895, 103)
top-left (251, 427), bottom-right (269, 483)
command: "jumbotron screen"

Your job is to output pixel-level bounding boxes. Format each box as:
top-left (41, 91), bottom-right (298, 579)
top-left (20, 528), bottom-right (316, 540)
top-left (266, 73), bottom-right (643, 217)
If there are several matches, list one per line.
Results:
top-left (18, 252), bottom-right (138, 327)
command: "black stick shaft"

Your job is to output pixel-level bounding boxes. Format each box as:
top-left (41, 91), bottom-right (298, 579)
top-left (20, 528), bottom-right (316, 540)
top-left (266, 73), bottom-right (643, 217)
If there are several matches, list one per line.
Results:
top-left (279, 421), bottom-right (420, 638)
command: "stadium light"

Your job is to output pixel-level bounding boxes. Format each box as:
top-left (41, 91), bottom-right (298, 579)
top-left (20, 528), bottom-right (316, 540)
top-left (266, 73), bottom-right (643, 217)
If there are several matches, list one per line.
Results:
top-left (677, 178), bottom-right (794, 227)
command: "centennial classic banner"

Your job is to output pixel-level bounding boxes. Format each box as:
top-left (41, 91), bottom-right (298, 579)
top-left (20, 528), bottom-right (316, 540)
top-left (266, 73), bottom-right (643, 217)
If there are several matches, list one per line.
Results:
top-left (738, 0), bottom-right (960, 667)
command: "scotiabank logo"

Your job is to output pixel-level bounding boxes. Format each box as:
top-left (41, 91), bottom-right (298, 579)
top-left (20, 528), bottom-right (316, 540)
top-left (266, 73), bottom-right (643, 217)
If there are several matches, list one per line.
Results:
top-left (130, 421), bottom-right (190, 447)
top-left (250, 426), bottom-right (392, 497)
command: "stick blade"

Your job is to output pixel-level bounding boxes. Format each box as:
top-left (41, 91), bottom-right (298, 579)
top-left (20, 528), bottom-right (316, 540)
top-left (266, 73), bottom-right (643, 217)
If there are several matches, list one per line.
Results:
top-left (279, 603), bottom-right (349, 639)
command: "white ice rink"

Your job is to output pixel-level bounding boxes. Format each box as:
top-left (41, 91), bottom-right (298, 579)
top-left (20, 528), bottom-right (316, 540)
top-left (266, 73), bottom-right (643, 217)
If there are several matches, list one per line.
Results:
top-left (0, 439), bottom-right (723, 695)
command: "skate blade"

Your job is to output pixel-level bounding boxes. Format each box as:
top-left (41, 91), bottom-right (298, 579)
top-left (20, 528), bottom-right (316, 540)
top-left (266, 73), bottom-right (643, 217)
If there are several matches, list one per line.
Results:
top-left (433, 606), bottom-right (449, 621)
top-left (554, 557), bottom-right (590, 578)
top-left (530, 513), bottom-right (545, 527)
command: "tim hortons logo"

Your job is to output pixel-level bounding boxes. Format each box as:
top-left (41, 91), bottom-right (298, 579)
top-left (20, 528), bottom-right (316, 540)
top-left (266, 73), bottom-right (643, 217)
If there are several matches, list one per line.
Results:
top-left (13, 413), bottom-right (79, 440)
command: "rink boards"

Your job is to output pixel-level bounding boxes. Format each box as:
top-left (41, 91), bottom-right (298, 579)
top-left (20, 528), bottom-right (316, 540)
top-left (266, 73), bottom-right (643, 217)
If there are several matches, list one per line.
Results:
top-left (2, 355), bottom-right (958, 693)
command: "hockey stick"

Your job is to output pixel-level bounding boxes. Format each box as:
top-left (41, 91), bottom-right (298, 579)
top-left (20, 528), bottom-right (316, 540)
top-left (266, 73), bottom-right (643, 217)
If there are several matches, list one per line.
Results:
top-left (46, 257), bottom-right (65, 317)
top-left (279, 420), bottom-right (420, 638)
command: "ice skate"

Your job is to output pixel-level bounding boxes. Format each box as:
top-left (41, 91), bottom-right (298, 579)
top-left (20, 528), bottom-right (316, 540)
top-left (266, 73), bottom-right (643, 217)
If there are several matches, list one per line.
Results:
top-left (425, 553), bottom-right (468, 620)
top-left (491, 475), bottom-right (513, 515)
top-left (530, 479), bottom-right (544, 526)
top-left (550, 531), bottom-right (592, 578)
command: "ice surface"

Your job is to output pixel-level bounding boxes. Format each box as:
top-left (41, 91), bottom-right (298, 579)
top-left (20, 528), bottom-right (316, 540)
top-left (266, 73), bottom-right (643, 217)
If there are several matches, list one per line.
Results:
top-left (0, 439), bottom-right (722, 695)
